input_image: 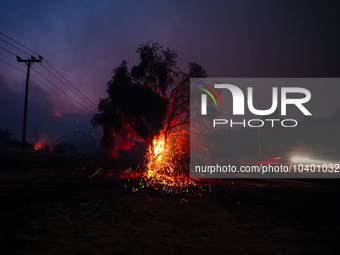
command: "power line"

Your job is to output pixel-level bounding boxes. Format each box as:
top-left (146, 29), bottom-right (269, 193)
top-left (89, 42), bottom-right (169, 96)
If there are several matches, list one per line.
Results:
top-left (44, 59), bottom-right (98, 108)
top-left (29, 72), bottom-right (91, 113)
top-left (0, 31), bottom-right (98, 110)
top-left (32, 67), bottom-right (96, 113)
top-left (0, 58), bottom-right (26, 72)
top-left (30, 75), bottom-right (96, 114)
top-left (40, 62), bottom-right (98, 109)
top-left (30, 74), bottom-right (93, 113)
top-left (0, 57), bottom-right (96, 114)
top-left (0, 31), bottom-right (40, 56)
top-left (0, 59), bottom-right (94, 112)
top-left (31, 66), bottom-right (96, 114)
top-left (0, 45), bottom-right (17, 56)
top-left (0, 37), bottom-right (31, 56)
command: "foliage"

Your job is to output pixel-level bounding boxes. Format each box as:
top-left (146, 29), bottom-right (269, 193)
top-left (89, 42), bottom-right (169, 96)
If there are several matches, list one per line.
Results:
top-left (92, 42), bottom-right (207, 157)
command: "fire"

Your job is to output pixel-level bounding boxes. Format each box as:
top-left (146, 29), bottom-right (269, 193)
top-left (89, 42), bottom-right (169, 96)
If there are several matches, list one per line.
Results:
top-left (153, 137), bottom-right (164, 162)
top-left (142, 133), bottom-right (203, 194)
top-left (33, 139), bottom-right (53, 151)
top-left (146, 135), bottom-right (166, 179)
top-left (34, 142), bottom-right (43, 151)
top-left (120, 127), bottom-right (211, 194)
top-left (120, 133), bottom-right (213, 195)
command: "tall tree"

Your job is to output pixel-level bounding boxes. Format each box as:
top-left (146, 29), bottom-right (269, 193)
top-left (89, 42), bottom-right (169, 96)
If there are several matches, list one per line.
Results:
top-left (92, 42), bottom-right (207, 157)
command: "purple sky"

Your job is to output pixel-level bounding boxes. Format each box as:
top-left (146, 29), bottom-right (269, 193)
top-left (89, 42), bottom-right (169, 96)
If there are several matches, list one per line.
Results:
top-left (0, 0), bottom-right (339, 143)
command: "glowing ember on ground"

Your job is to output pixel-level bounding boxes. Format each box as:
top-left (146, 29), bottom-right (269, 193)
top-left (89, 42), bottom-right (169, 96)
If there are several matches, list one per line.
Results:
top-left (138, 133), bottom-right (210, 194)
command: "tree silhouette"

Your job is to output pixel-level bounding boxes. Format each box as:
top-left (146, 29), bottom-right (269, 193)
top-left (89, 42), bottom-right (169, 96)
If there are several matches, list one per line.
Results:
top-left (92, 42), bottom-right (207, 157)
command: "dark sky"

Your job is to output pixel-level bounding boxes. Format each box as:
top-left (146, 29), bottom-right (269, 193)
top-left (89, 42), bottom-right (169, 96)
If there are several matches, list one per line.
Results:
top-left (0, 0), bottom-right (339, 143)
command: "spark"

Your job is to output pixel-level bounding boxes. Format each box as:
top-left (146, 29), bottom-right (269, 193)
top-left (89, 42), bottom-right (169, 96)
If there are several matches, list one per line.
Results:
top-left (89, 168), bottom-right (102, 178)
top-left (141, 133), bottom-right (210, 194)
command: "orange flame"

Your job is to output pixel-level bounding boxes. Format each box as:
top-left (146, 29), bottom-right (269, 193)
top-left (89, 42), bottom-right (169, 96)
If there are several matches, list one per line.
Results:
top-left (34, 142), bottom-right (43, 151)
top-left (33, 140), bottom-right (53, 151)
top-left (142, 132), bottom-right (199, 193)
top-left (118, 131), bottom-right (212, 194)
top-left (146, 135), bottom-right (165, 178)
top-left (153, 136), bottom-right (164, 161)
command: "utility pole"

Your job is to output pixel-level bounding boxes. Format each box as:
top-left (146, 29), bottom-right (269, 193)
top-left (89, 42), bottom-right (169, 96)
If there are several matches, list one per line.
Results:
top-left (17, 55), bottom-right (43, 168)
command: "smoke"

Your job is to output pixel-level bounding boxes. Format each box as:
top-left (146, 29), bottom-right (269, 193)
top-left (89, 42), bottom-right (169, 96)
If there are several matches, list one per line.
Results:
top-left (0, 74), bottom-right (101, 153)
top-left (0, 75), bottom-right (54, 141)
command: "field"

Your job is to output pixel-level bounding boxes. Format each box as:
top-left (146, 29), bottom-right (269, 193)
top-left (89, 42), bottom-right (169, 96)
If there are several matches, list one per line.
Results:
top-left (1, 148), bottom-right (339, 254)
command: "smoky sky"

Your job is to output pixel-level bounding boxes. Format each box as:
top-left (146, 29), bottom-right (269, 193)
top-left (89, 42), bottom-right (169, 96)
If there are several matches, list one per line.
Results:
top-left (0, 75), bottom-right (53, 139)
top-left (0, 0), bottom-right (340, 143)
top-left (0, 76), bottom-right (95, 143)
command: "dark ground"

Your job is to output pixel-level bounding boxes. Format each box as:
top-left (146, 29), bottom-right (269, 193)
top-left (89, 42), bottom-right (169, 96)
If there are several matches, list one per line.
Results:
top-left (0, 148), bottom-right (340, 255)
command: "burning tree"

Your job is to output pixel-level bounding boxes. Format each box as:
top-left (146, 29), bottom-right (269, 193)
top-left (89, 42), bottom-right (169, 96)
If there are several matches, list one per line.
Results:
top-left (92, 42), bottom-right (206, 187)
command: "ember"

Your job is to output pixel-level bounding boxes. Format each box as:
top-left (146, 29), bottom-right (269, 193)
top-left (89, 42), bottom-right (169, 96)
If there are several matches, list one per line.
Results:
top-left (141, 132), bottom-right (207, 194)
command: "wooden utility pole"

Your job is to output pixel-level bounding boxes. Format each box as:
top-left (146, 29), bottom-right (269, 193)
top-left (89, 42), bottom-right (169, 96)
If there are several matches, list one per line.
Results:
top-left (17, 55), bottom-right (43, 168)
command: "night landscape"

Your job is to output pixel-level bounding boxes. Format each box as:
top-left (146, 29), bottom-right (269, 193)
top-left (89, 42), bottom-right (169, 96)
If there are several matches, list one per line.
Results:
top-left (1, 1), bottom-right (340, 254)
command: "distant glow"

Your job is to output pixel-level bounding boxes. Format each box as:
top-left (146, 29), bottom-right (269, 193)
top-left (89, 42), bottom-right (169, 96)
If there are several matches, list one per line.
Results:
top-left (34, 142), bottom-right (42, 151)
top-left (33, 140), bottom-right (53, 151)
top-left (291, 157), bottom-right (312, 163)
top-left (54, 110), bottom-right (63, 117)
top-left (291, 156), bottom-right (340, 165)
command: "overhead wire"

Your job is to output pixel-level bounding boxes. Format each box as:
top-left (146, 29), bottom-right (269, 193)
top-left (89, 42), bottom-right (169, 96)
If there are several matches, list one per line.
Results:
top-left (0, 31), bottom-right (40, 56)
top-left (29, 70), bottom-right (92, 113)
top-left (0, 37), bottom-right (31, 56)
top-left (0, 58), bottom-right (26, 72)
top-left (31, 66), bottom-right (97, 114)
top-left (0, 45), bottom-right (17, 57)
top-left (40, 62), bottom-right (97, 110)
top-left (43, 59), bottom-right (98, 108)
top-left (0, 31), bottom-right (99, 113)
top-left (0, 31), bottom-right (98, 108)
top-left (0, 56), bottom-right (94, 114)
